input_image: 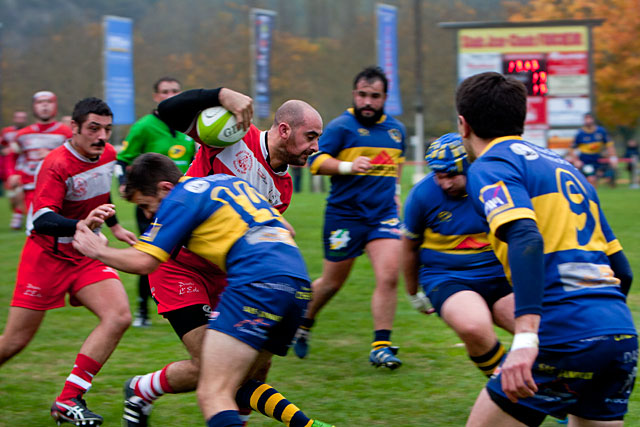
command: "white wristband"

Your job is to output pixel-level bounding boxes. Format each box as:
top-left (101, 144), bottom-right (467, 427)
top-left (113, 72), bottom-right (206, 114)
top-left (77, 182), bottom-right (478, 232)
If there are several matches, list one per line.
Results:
top-left (395, 183), bottom-right (401, 196)
top-left (510, 332), bottom-right (539, 351)
top-left (337, 161), bottom-right (353, 175)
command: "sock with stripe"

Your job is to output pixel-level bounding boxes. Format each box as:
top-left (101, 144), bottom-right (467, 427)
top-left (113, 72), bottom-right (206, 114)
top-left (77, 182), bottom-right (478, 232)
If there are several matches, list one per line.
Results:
top-left (299, 317), bottom-right (314, 332)
top-left (132, 363), bottom-right (174, 403)
top-left (372, 329), bottom-right (392, 350)
top-left (470, 341), bottom-right (506, 378)
top-left (58, 353), bottom-right (102, 401)
top-left (236, 379), bottom-right (316, 427)
top-left (207, 410), bottom-right (244, 427)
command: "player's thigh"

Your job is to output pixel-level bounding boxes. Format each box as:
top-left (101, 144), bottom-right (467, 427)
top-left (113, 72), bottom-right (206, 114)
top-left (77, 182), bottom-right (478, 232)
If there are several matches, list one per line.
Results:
top-left (181, 324), bottom-right (208, 361)
top-left (74, 278), bottom-right (130, 319)
top-left (1, 306), bottom-right (46, 345)
top-left (467, 388), bottom-right (529, 427)
top-left (440, 290), bottom-right (495, 337)
top-left (199, 329), bottom-right (260, 392)
top-left (317, 257), bottom-right (356, 290)
top-left (366, 238), bottom-right (401, 283)
top-left (492, 293), bottom-right (515, 334)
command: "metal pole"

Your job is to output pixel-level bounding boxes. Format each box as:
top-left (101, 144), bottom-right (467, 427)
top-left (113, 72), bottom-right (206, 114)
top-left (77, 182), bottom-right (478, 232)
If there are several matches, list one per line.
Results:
top-left (0, 23), bottom-right (4, 121)
top-left (412, 0), bottom-right (425, 183)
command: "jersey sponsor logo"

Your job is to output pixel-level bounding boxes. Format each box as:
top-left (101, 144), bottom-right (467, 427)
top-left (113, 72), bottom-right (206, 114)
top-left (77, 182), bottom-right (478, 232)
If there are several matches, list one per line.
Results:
top-left (178, 281), bottom-right (201, 295)
top-left (455, 236), bottom-right (490, 250)
top-left (202, 304), bottom-right (212, 314)
top-left (357, 128), bottom-right (370, 136)
top-left (233, 150), bottom-right (254, 174)
top-left (479, 181), bottom-right (514, 220)
top-left (371, 150), bottom-right (395, 165)
top-left (168, 145), bottom-right (187, 159)
top-left (380, 218), bottom-right (400, 226)
top-left (509, 142), bottom-right (539, 160)
top-left (24, 283), bottom-right (42, 298)
top-left (329, 228), bottom-right (351, 250)
top-left (72, 176), bottom-right (88, 197)
top-left (437, 211), bottom-right (452, 223)
top-left (102, 267), bottom-right (118, 275)
top-left (388, 129), bottom-right (402, 143)
top-left (557, 262), bottom-right (620, 291)
top-left (184, 179), bottom-right (210, 193)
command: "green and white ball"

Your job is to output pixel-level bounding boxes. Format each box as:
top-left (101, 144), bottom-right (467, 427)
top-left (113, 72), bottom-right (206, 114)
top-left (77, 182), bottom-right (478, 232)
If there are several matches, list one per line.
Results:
top-left (196, 106), bottom-right (248, 147)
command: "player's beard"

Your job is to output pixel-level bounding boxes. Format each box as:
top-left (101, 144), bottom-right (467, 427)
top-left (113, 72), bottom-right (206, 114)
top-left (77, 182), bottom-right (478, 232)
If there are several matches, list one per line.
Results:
top-left (353, 104), bottom-right (384, 127)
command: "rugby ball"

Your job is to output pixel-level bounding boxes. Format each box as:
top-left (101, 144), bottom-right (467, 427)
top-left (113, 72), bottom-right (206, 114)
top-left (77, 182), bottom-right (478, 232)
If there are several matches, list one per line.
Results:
top-left (196, 106), bottom-right (248, 147)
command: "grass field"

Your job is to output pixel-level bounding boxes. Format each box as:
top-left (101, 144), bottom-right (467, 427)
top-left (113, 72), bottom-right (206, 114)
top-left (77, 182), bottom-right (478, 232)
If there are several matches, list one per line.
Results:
top-left (0, 168), bottom-right (639, 426)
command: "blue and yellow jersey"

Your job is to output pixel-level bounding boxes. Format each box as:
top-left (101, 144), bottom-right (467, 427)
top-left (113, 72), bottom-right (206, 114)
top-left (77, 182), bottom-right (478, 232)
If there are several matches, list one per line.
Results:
top-left (134, 174), bottom-right (309, 287)
top-left (467, 136), bottom-right (635, 345)
top-left (403, 173), bottom-right (505, 288)
top-left (309, 109), bottom-right (406, 219)
top-left (574, 125), bottom-right (611, 157)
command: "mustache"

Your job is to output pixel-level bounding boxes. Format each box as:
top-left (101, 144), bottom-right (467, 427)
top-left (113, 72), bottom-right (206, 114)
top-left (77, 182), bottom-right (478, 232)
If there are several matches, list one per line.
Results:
top-left (92, 140), bottom-right (106, 147)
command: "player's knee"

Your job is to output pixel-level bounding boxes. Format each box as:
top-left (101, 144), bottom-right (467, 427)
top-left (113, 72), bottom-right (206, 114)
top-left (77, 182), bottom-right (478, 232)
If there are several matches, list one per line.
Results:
top-left (103, 308), bottom-right (132, 333)
top-left (456, 322), bottom-right (491, 345)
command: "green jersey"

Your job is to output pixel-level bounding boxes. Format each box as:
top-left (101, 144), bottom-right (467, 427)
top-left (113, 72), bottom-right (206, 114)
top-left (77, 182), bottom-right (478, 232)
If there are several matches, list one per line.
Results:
top-left (118, 113), bottom-right (195, 173)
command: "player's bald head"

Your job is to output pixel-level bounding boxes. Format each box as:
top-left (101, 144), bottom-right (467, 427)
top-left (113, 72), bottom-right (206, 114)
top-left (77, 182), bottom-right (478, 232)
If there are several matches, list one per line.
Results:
top-left (274, 100), bottom-right (320, 130)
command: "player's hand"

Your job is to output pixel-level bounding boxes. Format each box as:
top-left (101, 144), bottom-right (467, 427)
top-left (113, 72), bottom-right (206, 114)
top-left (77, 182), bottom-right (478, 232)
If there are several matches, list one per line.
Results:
top-left (352, 156), bottom-right (372, 173)
top-left (500, 347), bottom-right (538, 403)
top-left (6, 174), bottom-right (21, 189)
top-left (407, 291), bottom-right (434, 315)
top-left (73, 223), bottom-right (105, 259)
top-left (83, 203), bottom-right (116, 230)
top-left (110, 223), bottom-right (138, 246)
top-left (219, 88), bottom-right (253, 131)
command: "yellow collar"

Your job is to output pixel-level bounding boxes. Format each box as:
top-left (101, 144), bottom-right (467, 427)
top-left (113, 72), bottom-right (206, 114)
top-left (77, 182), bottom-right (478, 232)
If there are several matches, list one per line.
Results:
top-left (478, 135), bottom-right (523, 158)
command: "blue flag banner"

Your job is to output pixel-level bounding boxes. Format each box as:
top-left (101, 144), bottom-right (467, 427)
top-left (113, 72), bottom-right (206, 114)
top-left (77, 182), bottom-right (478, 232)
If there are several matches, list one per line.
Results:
top-left (251, 9), bottom-right (276, 119)
top-left (376, 4), bottom-right (403, 116)
top-left (103, 16), bottom-right (135, 125)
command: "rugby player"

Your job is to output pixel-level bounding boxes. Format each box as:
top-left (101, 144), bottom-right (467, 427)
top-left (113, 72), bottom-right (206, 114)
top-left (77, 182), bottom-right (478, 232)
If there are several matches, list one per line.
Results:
top-left (73, 153), bottom-right (334, 427)
top-left (458, 72), bottom-right (636, 426)
top-left (294, 66), bottom-right (406, 369)
top-left (402, 133), bottom-right (514, 378)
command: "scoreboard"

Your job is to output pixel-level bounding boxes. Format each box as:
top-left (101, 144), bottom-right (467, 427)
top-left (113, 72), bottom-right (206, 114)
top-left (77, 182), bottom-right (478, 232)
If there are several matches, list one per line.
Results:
top-left (442, 20), bottom-right (602, 152)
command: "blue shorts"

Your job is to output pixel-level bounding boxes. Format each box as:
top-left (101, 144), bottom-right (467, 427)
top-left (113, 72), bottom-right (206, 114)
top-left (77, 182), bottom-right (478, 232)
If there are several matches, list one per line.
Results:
top-left (486, 334), bottom-right (638, 425)
top-left (207, 275), bottom-right (311, 357)
top-left (425, 276), bottom-right (512, 316)
top-left (323, 213), bottom-right (401, 262)
top-left (579, 153), bottom-right (603, 176)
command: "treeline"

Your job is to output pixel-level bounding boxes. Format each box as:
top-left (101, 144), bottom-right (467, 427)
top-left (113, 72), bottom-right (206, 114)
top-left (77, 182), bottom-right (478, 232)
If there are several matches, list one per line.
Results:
top-left (0, 0), bottom-right (525, 137)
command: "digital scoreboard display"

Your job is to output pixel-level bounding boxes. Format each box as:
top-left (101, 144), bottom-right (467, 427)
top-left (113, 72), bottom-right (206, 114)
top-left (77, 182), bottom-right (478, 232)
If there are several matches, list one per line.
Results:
top-left (503, 55), bottom-right (548, 96)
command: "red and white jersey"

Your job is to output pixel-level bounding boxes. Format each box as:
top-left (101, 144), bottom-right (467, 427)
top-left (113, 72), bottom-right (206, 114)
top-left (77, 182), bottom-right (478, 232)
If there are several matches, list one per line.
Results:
top-left (27, 141), bottom-right (117, 260)
top-left (186, 124), bottom-right (293, 213)
top-left (14, 121), bottom-right (72, 190)
top-left (1, 125), bottom-right (20, 179)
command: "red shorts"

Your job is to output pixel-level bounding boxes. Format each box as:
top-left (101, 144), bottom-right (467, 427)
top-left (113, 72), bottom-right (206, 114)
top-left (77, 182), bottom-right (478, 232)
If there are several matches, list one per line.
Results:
top-left (149, 248), bottom-right (227, 315)
top-left (12, 238), bottom-right (121, 310)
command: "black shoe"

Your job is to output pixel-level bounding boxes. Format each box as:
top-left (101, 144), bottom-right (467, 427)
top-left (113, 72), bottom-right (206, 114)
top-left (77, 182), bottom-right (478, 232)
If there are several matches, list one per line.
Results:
top-left (51, 395), bottom-right (103, 426)
top-left (122, 376), bottom-right (153, 426)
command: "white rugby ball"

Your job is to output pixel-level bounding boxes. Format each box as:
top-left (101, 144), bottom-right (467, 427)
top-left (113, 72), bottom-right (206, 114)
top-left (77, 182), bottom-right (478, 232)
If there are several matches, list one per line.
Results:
top-left (196, 106), bottom-right (248, 147)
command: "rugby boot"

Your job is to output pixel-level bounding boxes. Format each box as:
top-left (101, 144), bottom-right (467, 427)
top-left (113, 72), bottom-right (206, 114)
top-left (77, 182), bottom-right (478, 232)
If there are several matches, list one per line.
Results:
top-left (122, 376), bottom-right (153, 426)
top-left (369, 345), bottom-right (402, 370)
top-left (51, 395), bottom-right (103, 426)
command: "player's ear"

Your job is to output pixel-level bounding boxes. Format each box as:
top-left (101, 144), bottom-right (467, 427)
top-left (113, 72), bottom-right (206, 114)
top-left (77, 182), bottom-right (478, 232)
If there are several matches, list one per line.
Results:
top-left (457, 115), bottom-right (470, 138)
top-left (157, 181), bottom-right (174, 196)
top-left (278, 122), bottom-right (291, 139)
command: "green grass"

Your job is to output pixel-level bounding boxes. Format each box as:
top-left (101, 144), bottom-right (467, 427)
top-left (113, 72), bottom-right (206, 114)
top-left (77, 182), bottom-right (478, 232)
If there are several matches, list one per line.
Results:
top-left (0, 169), bottom-right (639, 426)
